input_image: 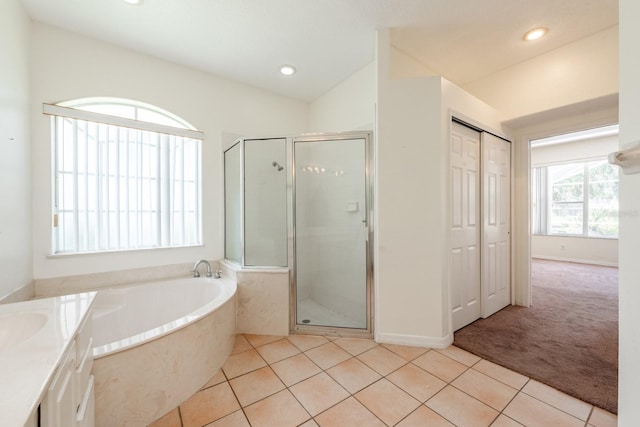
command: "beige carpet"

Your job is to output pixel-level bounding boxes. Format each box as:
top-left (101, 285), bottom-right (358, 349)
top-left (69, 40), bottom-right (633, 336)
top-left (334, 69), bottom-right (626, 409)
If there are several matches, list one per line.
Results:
top-left (454, 259), bottom-right (618, 413)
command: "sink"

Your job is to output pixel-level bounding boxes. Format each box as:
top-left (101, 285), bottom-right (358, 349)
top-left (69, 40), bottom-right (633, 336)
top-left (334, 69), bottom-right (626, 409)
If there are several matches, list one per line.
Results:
top-left (0, 312), bottom-right (48, 351)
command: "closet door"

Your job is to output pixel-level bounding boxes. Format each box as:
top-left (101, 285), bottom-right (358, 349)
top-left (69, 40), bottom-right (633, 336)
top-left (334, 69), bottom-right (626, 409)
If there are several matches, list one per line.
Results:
top-left (450, 122), bottom-right (481, 331)
top-left (481, 132), bottom-right (511, 317)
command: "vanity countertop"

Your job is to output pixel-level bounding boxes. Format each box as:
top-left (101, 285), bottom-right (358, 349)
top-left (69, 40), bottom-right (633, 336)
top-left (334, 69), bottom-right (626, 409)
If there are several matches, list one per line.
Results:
top-left (0, 292), bottom-right (96, 427)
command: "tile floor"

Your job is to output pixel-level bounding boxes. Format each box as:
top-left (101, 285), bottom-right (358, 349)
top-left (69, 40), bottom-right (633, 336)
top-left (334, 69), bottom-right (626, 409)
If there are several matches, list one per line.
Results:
top-left (148, 334), bottom-right (617, 427)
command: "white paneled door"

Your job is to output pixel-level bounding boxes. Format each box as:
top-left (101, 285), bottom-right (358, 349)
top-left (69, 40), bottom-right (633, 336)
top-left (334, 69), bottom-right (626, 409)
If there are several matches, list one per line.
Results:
top-left (481, 132), bottom-right (511, 318)
top-left (451, 122), bottom-right (481, 331)
top-left (450, 121), bottom-right (511, 331)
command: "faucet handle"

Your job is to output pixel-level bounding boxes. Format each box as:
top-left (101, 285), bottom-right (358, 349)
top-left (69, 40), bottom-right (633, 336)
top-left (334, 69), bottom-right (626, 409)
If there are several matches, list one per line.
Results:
top-left (193, 270), bottom-right (201, 278)
top-left (214, 270), bottom-right (222, 279)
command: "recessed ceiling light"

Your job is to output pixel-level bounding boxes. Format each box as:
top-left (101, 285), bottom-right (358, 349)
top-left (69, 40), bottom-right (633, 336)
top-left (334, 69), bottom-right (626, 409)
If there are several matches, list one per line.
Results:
top-left (123, 0), bottom-right (143, 5)
top-left (280, 65), bottom-right (296, 76)
top-left (523, 27), bottom-right (548, 41)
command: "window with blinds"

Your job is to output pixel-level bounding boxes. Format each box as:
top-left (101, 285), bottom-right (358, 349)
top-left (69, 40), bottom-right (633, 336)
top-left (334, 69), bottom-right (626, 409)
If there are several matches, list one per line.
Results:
top-left (44, 100), bottom-right (203, 254)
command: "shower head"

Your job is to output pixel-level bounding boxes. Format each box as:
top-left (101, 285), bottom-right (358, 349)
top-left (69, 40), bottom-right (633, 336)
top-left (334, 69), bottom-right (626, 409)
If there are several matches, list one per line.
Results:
top-left (272, 161), bottom-right (284, 171)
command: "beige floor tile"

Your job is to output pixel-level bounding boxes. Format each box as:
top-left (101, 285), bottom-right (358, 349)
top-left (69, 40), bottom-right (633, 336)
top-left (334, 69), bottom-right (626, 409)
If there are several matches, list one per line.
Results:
top-left (202, 370), bottom-right (227, 389)
top-left (333, 337), bottom-right (378, 355)
top-left (387, 363), bottom-right (447, 402)
top-left (304, 342), bottom-right (352, 370)
top-left (588, 407), bottom-right (618, 427)
top-left (522, 380), bottom-right (592, 421)
top-left (229, 366), bottom-right (285, 407)
top-left (287, 334), bottom-right (330, 351)
top-left (244, 334), bottom-right (285, 348)
top-left (325, 357), bottom-right (381, 394)
top-left (413, 350), bottom-right (468, 382)
top-left (148, 408), bottom-right (181, 427)
top-left (452, 369), bottom-right (518, 411)
top-left (355, 378), bottom-right (421, 426)
top-left (244, 389), bottom-right (311, 427)
top-left (426, 386), bottom-right (498, 427)
top-left (231, 335), bottom-right (253, 355)
top-left (299, 420), bottom-right (319, 427)
top-left (180, 382), bottom-right (241, 427)
top-left (436, 345), bottom-right (481, 366)
top-left (270, 353), bottom-right (322, 386)
top-left (255, 338), bottom-right (301, 364)
top-left (222, 349), bottom-right (267, 379)
top-left (357, 345), bottom-right (406, 376)
top-left (315, 397), bottom-right (386, 427)
top-left (395, 405), bottom-right (455, 427)
top-left (503, 393), bottom-right (584, 427)
top-left (381, 344), bottom-right (429, 361)
top-left (472, 359), bottom-right (529, 390)
top-left (205, 410), bottom-right (250, 427)
top-left (490, 414), bottom-right (524, 427)
top-left (289, 372), bottom-right (350, 416)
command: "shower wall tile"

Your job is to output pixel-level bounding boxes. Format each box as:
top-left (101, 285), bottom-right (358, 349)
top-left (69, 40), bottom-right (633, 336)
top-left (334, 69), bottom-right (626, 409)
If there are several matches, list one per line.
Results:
top-left (236, 269), bottom-right (290, 336)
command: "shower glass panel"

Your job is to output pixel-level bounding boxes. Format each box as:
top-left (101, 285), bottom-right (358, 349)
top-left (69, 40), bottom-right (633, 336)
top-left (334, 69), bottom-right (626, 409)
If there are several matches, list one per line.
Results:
top-left (224, 143), bottom-right (241, 264)
top-left (244, 139), bottom-right (288, 266)
top-left (294, 137), bottom-right (368, 330)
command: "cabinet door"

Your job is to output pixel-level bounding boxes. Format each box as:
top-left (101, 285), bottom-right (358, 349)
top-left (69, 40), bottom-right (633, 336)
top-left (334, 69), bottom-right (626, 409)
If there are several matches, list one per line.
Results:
top-left (41, 342), bottom-right (77, 427)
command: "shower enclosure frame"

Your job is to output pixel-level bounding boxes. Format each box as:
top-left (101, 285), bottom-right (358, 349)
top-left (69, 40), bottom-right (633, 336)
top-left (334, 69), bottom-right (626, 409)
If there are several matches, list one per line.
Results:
top-left (289, 131), bottom-right (374, 338)
top-left (223, 131), bottom-right (374, 337)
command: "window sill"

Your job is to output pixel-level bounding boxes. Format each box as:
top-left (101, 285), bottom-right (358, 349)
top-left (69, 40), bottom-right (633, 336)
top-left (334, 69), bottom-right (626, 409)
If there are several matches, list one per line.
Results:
top-left (47, 244), bottom-right (204, 259)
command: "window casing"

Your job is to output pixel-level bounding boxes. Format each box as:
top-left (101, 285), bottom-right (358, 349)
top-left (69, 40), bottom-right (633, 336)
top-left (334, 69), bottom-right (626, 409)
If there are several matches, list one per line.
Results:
top-left (45, 100), bottom-right (203, 254)
top-left (532, 158), bottom-right (619, 238)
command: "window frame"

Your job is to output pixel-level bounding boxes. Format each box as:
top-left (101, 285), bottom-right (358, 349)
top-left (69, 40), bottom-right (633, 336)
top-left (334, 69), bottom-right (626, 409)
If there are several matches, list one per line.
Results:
top-left (44, 101), bottom-right (204, 255)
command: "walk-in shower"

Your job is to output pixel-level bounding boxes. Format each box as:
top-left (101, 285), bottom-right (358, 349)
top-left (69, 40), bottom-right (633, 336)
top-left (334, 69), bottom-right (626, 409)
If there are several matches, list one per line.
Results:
top-left (224, 132), bottom-right (373, 336)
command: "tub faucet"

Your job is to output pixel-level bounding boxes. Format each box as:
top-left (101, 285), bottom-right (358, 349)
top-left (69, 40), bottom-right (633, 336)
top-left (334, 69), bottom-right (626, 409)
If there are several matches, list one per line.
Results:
top-left (192, 259), bottom-right (212, 277)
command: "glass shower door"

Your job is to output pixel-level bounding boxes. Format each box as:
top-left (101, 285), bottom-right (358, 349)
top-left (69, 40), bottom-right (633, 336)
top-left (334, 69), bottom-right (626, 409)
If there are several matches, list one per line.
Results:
top-left (294, 136), bottom-right (369, 331)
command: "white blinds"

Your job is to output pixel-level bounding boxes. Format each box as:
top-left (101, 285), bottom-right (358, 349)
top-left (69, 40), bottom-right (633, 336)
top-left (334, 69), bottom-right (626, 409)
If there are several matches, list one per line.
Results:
top-left (46, 106), bottom-right (203, 254)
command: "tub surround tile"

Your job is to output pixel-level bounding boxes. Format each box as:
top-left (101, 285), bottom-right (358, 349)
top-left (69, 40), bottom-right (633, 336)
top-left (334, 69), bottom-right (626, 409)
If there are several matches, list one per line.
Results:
top-left (0, 280), bottom-right (34, 304)
top-left (180, 382), bottom-right (240, 427)
top-left (235, 270), bottom-right (290, 336)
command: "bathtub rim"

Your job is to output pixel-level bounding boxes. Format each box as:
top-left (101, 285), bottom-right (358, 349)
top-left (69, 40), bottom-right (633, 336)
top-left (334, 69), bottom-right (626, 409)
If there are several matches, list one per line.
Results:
top-left (93, 276), bottom-right (236, 359)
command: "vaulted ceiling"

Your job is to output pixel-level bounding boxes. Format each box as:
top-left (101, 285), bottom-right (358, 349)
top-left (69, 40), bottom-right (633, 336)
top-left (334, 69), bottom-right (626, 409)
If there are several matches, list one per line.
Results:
top-left (21, 0), bottom-right (618, 102)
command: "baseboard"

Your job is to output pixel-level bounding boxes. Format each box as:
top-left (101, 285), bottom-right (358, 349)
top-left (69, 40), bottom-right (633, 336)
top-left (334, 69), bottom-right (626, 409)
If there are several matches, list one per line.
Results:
top-left (375, 331), bottom-right (453, 349)
top-left (532, 256), bottom-right (618, 268)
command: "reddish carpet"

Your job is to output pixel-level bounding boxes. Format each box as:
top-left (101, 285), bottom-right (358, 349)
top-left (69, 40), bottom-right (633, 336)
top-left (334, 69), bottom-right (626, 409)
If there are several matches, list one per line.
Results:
top-left (454, 259), bottom-right (618, 413)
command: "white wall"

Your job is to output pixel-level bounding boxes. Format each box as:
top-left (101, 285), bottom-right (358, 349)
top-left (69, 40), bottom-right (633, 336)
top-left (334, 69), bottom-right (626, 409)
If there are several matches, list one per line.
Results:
top-left (375, 30), bottom-right (506, 346)
top-left (464, 26), bottom-right (618, 123)
top-left (31, 23), bottom-right (309, 280)
top-left (618, 0), bottom-right (640, 422)
top-left (0, 0), bottom-right (32, 300)
top-left (309, 62), bottom-right (375, 133)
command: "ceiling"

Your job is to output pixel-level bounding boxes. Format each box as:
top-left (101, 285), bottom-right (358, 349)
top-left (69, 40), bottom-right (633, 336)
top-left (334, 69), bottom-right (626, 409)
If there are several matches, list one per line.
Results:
top-left (21, 0), bottom-right (618, 102)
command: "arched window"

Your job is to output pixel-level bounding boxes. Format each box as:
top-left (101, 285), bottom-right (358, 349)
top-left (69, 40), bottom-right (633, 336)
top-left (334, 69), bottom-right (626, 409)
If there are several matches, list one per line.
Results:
top-left (44, 98), bottom-right (204, 254)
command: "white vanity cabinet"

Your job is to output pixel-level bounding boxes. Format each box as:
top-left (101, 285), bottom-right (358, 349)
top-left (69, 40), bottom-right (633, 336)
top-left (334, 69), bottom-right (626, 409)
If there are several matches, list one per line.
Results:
top-left (41, 305), bottom-right (95, 427)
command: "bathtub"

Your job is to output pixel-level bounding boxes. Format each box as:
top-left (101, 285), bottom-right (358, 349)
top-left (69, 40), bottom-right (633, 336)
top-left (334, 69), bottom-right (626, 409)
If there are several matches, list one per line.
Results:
top-left (90, 276), bottom-right (237, 427)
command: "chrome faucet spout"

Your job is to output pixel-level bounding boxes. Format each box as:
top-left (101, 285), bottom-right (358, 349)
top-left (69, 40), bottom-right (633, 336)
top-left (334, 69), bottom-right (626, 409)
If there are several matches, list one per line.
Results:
top-left (192, 259), bottom-right (212, 277)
